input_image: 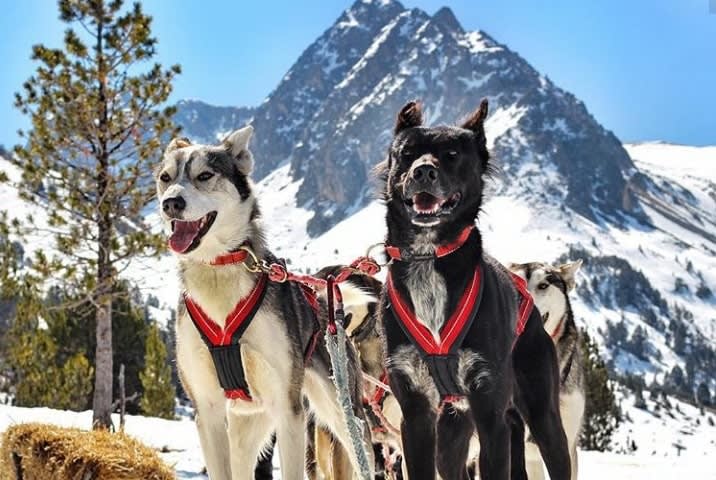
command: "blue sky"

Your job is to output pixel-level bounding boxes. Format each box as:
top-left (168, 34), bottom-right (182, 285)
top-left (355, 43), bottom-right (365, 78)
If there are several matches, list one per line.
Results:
top-left (0, 0), bottom-right (714, 146)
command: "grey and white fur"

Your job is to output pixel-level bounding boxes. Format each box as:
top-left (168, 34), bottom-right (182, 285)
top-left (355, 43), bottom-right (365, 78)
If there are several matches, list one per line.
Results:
top-left (509, 259), bottom-right (585, 480)
top-left (156, 127), bottom-right (372, 480)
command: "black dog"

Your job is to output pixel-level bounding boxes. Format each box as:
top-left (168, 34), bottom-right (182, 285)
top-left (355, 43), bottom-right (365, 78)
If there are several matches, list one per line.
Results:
top-left (377, 100), bottom-right (570, 480)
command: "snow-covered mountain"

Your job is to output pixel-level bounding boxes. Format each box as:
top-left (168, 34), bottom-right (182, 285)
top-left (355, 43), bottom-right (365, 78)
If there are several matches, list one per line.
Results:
top-left (178, 0), bottom-right (641, 235)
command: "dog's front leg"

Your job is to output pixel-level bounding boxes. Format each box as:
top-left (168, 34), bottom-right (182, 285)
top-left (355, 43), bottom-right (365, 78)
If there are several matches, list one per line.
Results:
top-left (436, 405), bottom-right (473, 480)
top-left (397, 391), bottom-right (437, 480)
top-left (226, 408), bottom-right (275, 480)
top-left (276, 407), bottom-right (307, 480)
top-left (468, 379), bottom-right (511, 480)
top-left (194, 402), bottom-right (232, 480)
top-left (513, 309), bottom-right (570, 480)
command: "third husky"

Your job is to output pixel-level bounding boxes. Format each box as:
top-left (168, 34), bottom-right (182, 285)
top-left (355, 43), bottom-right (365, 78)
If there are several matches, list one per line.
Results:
top-left (509, 259), bottom-right (585, 480)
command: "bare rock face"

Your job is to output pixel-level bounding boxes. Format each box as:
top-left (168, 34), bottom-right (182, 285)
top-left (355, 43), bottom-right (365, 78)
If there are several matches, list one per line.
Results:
top-left (177, 0), bottom-right (644, 235)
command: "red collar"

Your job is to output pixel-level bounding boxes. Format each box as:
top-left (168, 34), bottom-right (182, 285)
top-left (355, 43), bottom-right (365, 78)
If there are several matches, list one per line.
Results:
top-left (385, 226), bottom-right (475, 261)
top-left (548, 313), bottom-right (566, 340)
top-left (209, 248), bottom-right (250, 266)
top-left (387, 264), bottom-right (483, 355)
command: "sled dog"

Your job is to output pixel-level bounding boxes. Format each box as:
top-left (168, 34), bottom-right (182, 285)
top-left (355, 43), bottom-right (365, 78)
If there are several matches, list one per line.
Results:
top-left (509, 259), bottom-right (585, 480)
top-left (156, 128), bottom-right (372, 480)
top-left (376, 100), bottom-right (571, 480)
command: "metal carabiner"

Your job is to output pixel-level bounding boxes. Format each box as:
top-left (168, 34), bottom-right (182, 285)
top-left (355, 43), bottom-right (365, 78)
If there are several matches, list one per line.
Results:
top-left (238, 245), bottom-right (264, 273)
top-left (365, 242), bottom-right (391, 267)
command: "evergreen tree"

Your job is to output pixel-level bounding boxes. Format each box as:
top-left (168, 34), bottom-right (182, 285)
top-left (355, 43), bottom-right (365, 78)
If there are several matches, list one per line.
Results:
top-left (696, 382), bottom-right (711, 407)
top-left (626, 325), bottom-right (648, 361)
top-left (579, 329), bottom-right (621, 451)
top-left (4, 300), bottom-right (93, 411)
top-left (634, 385), bottom-right (647, 410)
top-left (139, 324), bottom-right (174, 419)
top-left (58, 353), bottom-right (95, 410)
top-left (8, 0), bottom-right (179, 429)
top-left (46, 281), bottom-right (149, 413)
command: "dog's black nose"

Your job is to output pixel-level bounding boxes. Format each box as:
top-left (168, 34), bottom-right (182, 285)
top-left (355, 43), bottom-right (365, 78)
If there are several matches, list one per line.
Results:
top-left (412, 164), bottom-right (438, 183)
top-left (162, 196), bottom-right (186, 217)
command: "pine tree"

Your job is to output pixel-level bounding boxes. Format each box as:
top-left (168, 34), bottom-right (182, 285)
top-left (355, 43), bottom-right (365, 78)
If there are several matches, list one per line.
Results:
top-left (139, 324), bottom-right (174, 419)
top-left (8, 0), bottom-right (179, 429)
top-left (696, 382), bottom-right (711, 407)
top-left (58, 353), bottom-right (95, 410)
top-left (45, 281), bottom-right (149, 413)
top-left (579, 329), bottom-right (621, 451)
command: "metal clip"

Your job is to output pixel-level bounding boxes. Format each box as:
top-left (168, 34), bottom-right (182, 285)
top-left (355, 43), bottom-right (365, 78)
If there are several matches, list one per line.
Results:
top-left (238, 246), bottom-right (264, 273)
top-left (365, 242), bottom-right (391, 267)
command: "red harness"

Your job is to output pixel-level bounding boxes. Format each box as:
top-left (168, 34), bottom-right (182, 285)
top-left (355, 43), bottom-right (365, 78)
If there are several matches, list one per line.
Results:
top-left (184, 274), bottom-right (268, 401)
top-left (185, 251), bottom-right (320, 402)
top-left (385, 227), bottom-right (534, 399)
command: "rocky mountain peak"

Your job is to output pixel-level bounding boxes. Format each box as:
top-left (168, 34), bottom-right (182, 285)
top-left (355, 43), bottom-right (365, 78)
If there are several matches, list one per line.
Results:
top-left (177, 3), bottom-right (644, 235)
top-left (431, 6), bottom-right (464, 35)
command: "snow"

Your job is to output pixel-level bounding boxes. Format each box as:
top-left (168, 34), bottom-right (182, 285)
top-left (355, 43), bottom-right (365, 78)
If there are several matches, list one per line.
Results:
top-left (484, 104), bottom-right (528, 149)
top-left (457, 71), bottom-right (495, 91)
top-left (457, 31), bottom-right (503, 54)
top-left (626, 142), bottom-right (716, 178)
top-left (0, 394), bottom-right (713, 479)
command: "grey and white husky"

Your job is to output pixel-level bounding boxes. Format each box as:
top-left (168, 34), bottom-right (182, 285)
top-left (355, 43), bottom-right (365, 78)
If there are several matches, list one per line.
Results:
top-left (156, 127), bottom-right (372, 480)
top-left (508, 259), bottom-right (585, 480)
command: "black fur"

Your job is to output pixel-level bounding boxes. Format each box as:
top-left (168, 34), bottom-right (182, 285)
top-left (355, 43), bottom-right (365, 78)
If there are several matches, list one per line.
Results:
top-left (206, 150), bottom-right (253, 200)
top-left (379, 100), bottom-right (571, 480)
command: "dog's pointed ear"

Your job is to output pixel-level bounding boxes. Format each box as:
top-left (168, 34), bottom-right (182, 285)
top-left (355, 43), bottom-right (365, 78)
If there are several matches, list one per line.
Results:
top-left (164, 137), bottom-right (191, 156)
top-left (223, 125), bottom-right (254, 175)
top-left (558, 259), bottom-right (582, 291)
top-left (395, 101), bottom-right (423, 134)
top-left (460, 98), bottom-right (489, 133)
top-left (507, 262), bottom-right (527, 278)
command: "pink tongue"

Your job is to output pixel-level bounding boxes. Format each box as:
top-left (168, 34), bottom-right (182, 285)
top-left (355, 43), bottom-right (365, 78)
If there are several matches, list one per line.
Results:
top-left (414, 193), bottom-right (440, 211)
top-left (169, 220), bottom-right (201, 253)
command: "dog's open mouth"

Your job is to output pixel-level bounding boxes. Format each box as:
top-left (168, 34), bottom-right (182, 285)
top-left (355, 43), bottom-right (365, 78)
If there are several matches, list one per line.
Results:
top-left (404, 192), bottom-right (461, 224)
top-left (169, 211), bottom-right (217, 254)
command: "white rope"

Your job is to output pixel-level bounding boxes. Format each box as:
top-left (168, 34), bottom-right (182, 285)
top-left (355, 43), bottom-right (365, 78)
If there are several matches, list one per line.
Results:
top-left (363, 373), bottom-right (392, 394)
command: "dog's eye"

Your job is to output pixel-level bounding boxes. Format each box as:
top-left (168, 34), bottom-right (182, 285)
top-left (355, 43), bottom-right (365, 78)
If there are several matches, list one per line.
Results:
top-left (446, 150), bottom-right (458, 159)
top-left (197, 171), bottom-right (214, 182)
top-left (537, 283), bottom-right (549, 290)
top-left (401, 149), bottom-right (414, 159)
top-left (159, 172), bottom-right (171, 182)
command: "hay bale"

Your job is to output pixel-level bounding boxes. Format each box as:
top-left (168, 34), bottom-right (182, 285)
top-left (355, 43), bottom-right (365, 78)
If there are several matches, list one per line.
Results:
top-left (0, 423), bottom-right (175, 480)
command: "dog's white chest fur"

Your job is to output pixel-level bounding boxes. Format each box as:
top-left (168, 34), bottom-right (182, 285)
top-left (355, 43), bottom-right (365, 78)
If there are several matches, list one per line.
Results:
top-left (405, 233), bottom-right (447, 342)
top-left (406, 261), bottom-right (447, 342)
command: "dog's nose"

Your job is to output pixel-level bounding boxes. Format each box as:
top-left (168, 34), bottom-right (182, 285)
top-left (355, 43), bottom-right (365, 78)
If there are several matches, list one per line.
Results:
top-left (412, 164), bottom-right (438, 183)
top-left (162, 196), bottom-right (186, 217)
